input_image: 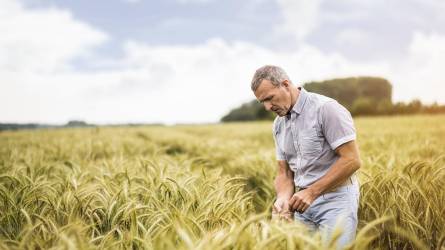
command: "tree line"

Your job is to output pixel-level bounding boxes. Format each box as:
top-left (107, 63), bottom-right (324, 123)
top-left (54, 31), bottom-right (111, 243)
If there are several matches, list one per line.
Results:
top-left (221, 76), bottom-right (445, 122)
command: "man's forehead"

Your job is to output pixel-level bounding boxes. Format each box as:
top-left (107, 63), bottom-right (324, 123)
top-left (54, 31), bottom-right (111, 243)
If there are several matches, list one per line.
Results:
top-left (255, 80), bottom-right (276, 100)
top-left (257, 79), bottom-right (275, 92)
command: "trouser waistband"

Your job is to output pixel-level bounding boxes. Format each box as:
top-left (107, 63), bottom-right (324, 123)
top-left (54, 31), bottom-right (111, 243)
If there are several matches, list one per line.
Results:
top-left (296, 174), bottom-right (358, 192)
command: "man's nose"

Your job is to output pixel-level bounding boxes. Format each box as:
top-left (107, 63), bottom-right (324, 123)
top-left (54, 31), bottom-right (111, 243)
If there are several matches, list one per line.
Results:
top-left (264, 102), bottom-right (272, 111)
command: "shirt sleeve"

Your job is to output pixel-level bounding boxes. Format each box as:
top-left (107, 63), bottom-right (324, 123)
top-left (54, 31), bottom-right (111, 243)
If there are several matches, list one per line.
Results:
top-left (319, 100), bottom-right (357, 150)
top-left (272, 119), bottom-right (286, 161)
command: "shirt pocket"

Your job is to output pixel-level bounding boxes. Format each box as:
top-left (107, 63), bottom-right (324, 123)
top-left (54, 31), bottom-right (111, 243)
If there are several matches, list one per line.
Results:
top-left (298, 128), bottom-right (323, 159)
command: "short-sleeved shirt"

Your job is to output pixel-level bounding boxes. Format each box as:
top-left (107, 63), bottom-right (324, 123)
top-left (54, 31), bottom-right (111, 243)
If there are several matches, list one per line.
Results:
top-left (272, 87), bottom-right (357, 188)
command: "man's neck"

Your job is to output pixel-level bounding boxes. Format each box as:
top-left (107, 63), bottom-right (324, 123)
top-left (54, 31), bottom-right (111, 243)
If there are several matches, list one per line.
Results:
top-left (287, 86), bottom-right (300, 115)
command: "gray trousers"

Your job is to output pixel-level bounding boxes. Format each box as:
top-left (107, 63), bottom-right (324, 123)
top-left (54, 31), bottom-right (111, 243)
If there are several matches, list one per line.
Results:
top-left (294, 178), bottom-right (360, 249)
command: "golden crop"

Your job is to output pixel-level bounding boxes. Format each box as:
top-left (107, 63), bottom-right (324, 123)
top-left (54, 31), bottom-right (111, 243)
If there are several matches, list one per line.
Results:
top-left (1, 114), bottom-right (444, 249)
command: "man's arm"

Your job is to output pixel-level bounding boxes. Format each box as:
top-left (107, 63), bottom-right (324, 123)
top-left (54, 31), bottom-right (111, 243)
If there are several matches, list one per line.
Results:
top-left (275, 160), bottom-right (295, 199)
top-left (309, 140), bottom-right (361, 196)
top-left (272, 160), bottom-right (295, 220)
top-left (288, 140), bottom-right (361, 213)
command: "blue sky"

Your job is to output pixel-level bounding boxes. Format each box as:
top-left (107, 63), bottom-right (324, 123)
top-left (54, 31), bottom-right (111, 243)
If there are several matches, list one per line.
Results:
top-left (1, 0), bottom-right (445, 124)
top-left (22, 0), bottom-right (285, 61)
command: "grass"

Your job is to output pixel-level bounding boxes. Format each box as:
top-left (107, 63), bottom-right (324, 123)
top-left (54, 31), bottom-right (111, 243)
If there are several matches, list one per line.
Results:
top-left (0, 114), bottom-right (444, 249)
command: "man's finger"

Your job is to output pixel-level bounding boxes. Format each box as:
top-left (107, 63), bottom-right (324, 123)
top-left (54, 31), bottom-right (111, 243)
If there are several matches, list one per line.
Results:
top-left (300, 203), bottom-right (307, 213)
top-left (299, 202), bottom-right (308, 213)
top-left (300, 201), bottom-right (311, 213)
top-left (288, 195), bottom-right (294, 205)
top-left (289, 194), bottom-right (297, 205)
top-left (287, 200), bottom-right (294, 211)
top-left (288, 194), bottom-right (298, 210)
top-left (291, 198), bottom-right (302, 212)
top-left (296, 201), bottom-right (305, 213)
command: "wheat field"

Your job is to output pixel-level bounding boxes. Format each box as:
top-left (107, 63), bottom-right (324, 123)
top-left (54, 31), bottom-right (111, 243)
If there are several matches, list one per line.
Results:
top-left (1, 115), bottom-right (444, 249)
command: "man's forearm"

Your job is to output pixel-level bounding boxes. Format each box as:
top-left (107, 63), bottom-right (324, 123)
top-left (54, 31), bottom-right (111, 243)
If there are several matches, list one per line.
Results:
top-left (309, 156), bottom-right (360, 197)
top-left (274, 173), bottom-right (295, 199)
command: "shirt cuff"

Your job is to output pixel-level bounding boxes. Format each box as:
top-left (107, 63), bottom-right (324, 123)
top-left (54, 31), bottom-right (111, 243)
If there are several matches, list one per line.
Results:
top-left (330, 134), bottom-right (356, 150)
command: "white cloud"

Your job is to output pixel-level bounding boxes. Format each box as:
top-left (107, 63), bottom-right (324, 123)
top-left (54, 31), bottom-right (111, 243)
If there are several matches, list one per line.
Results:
top-left (0, 35), bottom-right (389, 124)
top-left (0, 0), bottom-right (444, 124)
top-left (0, 0), bottom-right (107, 74)
top-left (390, 32), bottom-right (445, 103)
top-left (334, 29), bottom-right (372, 47)
top-left (276, 0), bottom-right (322, 42)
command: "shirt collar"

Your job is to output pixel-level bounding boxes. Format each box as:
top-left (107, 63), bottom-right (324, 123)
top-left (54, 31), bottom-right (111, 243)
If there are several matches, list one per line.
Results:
top-left (291, 86), bottom-right (308, 115)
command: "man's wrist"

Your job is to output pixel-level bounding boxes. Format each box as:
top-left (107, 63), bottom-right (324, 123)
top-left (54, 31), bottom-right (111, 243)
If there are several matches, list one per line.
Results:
top-left (276, 193), bottom-right (292, 200)
top-left (307, 185), bottom-right (323, 197)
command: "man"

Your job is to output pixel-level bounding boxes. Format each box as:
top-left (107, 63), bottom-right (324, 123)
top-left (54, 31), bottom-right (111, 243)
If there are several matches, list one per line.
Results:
top-left (251, 65), bottom-right (361, 248)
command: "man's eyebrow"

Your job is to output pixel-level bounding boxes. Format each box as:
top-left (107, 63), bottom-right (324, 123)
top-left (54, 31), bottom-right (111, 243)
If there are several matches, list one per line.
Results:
top-left (259, 96), bottom-right (272, 103)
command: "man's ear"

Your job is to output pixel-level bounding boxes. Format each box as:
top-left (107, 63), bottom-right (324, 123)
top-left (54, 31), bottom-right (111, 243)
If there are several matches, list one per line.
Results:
top-left (282, 79), bottom-right (290, 88)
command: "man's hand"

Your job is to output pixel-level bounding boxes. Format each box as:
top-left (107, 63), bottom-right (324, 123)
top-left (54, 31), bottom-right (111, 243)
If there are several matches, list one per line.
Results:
top-left (272, 197), bottom-right (293, 221)
top-left (288, 188), bottom-right (320, 214)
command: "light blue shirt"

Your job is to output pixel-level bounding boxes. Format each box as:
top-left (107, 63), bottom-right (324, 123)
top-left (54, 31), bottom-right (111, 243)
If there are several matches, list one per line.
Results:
top-left (273, 87), bottom-right (357, 188)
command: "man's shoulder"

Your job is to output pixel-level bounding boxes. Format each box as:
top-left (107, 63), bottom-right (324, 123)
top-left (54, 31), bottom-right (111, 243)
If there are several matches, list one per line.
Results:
top-left (304, 90), bottom-right (337, 113)
top-left (306, 90), bottom-right (336, 106)
top-left (306, 91), bottom-right (353, 124)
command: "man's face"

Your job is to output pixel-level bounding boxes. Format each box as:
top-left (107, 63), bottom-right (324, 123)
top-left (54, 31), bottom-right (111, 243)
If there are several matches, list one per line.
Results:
top-left (254, 79), bottom-right (292, 117)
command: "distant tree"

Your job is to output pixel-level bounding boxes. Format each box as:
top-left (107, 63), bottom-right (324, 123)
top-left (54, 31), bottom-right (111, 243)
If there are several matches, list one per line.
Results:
top-left (221, 101), bottom-right (275, 122)
top-left (351, 97), bottom-right (376, 116)
top-left (0, 123), bottom-right (40, 131)
top-left (304, 77), bottom-right (392, 110)
top-left (65, 120), bottom-right (90, 127)
top-left (423, 102), bottom-right (445, 114)
top-left (220, 76), bottom-right (444, 122)
top-left (376, 100), bottom-right (394, 115)
top-left (407, 99), bottom-right (422, 113)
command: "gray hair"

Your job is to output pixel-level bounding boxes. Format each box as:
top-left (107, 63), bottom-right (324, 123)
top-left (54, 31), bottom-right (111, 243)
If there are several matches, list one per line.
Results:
top-left (250, 65), bottom-right (291, 92)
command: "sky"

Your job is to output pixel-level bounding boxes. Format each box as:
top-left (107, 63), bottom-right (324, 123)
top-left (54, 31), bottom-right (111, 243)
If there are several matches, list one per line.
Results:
top-left (1, 0), bottom-right (444, 125)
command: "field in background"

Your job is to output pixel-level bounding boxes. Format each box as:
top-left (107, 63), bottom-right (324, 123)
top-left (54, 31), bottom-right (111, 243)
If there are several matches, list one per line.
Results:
top-left (1, 115), bottom-right (444, 249)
